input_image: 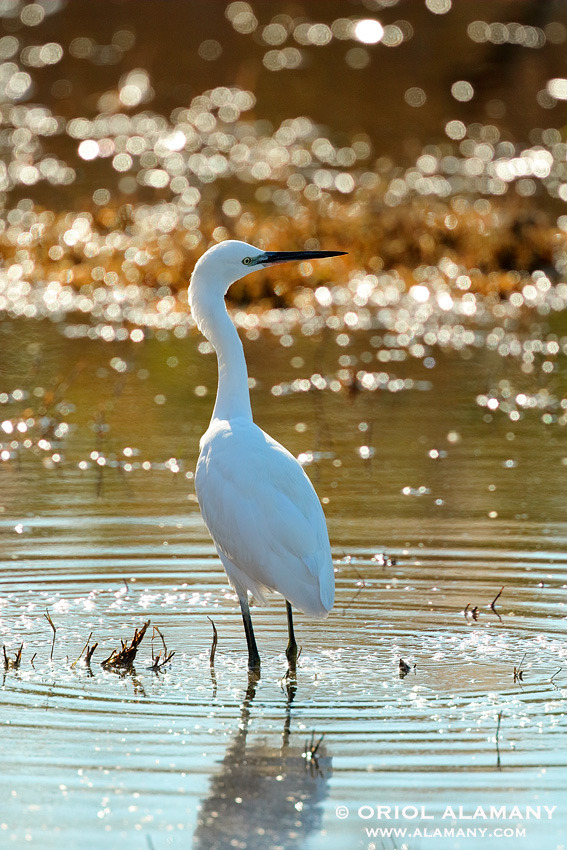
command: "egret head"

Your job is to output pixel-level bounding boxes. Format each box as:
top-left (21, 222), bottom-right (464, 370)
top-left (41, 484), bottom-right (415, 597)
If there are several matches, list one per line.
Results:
top-left (190, 239), bottom-right (346, 300)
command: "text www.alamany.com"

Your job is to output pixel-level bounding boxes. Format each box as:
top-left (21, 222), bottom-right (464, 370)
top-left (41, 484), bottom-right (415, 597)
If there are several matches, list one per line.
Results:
top-left (365, 826), bottom-right (526, 840)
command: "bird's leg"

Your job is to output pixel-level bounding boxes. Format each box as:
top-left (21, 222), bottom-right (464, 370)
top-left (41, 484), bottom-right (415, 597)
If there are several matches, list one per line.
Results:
top-left (285, 600), bottom-right (298, 672)
top-left (239, 595), bottom-right (261, 674)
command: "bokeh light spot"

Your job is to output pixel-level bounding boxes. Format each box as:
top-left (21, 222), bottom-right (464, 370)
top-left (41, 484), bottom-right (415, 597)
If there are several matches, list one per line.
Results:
top-left (354, 19), bottom-right (384, 44)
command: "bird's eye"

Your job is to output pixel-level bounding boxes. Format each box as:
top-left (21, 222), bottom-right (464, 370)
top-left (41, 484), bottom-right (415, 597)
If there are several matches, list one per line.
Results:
top-left (242, 257), bottom-right (253, 265)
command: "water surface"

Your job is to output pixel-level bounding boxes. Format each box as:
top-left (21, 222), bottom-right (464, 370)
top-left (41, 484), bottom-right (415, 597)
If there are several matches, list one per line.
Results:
top-left (1, 321), bottom-right (566, 849)
top-left (1, 1), bottom-right (567, 846)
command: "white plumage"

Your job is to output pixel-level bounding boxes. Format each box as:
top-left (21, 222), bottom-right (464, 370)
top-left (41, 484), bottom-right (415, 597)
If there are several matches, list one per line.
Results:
top-left (196, 418), bottom-right (334, 616)
top-left (190, 239), bottom-right (345, 671)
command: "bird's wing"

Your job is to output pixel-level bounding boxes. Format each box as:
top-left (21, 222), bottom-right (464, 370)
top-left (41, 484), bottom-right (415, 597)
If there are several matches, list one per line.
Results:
top-left (195, 418), bottom-right (334, 616)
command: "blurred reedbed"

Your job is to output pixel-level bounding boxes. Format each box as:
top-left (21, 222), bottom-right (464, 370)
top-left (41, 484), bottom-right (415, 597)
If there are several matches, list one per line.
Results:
top-left (0, 0), bottom-right (567, 322)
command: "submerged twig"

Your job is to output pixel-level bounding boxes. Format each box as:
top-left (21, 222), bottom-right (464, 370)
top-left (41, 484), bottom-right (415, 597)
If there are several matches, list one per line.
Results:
top-left (496, 710), bottom-right (503, 739)
top-left (495, 710), bottom-right (503, 770)
top-left (85, 642), bottom-right (98, 665)
top-left (465, 587), bottom-right (504, 623)
top-left (152, 625), bottom-right (168, 656)
top-left (340, 564), bottom-right (369, 614)
top-left (464, 602), bottom-right (480, 621)
top-left (399, 657), bottom-right (416, 678)
top-left (3, 643), bottom-right (23, 670)
top-left (207, 617), bottom-right (218, 695)
top-left (149, 648), bottom-right (175, 672)
top-left (303, 731), bottom-right (325, 776)
top-left (489, 586), bottom-right (504, 622)
top-left (149, 625), bottom-right (175, 672)
top-left (44, 609), bottom-right (57, 661)
top-left (101, 620), bottom-right (150, 669)
top-left (72, 631), bottom-right (98, 668)
top-left (207, 616), bottom-right (218, 667)
top-left (513, 652), bottom-right (526, 683)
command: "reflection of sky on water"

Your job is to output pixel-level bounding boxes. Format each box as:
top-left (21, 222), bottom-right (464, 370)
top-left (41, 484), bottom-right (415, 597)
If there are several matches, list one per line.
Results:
top-left (0, 495), bottom-right (566, 847)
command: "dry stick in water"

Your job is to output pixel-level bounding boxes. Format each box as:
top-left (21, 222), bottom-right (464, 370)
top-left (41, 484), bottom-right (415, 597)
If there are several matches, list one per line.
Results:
top-left (72, 631), bottom-right (92, 667)
top-left (513, 653), bottom-right (526, 683)
top-left (495, 711), bottom-right (503, 770)
top-left (207, 617), bottom-right (218, 696)
top-left (152, 625), bottom-right (167, 656)
top-left (341, 565), bottom-right (367, 614)
top-left (72, 632), bottom-right (98, 668)
top-left (85, 642), bottom-right (98, 665)
top-left (207, 616), bottom-right (218, 667)
top-left (44, 609), bottom-right (56, 661)
top-left (489, 586), bottom-right (504, 622)
top-left (464, 603), bottom-right (480, 621)
top-left (465, 587), bottom-right (504, 623)
top-left (101, 620), bottom-right (150, 669)
top-left (149, 650), bottom-right (175, 672)
top-left (149, 625), bottom-right (175, 671)
top-left (3, 643), bottom-right (23, 670)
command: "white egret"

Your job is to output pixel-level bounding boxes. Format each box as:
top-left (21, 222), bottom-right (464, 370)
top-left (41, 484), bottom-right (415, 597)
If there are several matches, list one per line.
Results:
top-left (190, 240), bottom-right (345, 673)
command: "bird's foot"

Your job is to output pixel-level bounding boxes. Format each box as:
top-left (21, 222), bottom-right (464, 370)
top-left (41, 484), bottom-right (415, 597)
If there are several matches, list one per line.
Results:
top-left (285, 640), bottom-right (299, 674)
top-left (247, 654), bottom-right (261, 678)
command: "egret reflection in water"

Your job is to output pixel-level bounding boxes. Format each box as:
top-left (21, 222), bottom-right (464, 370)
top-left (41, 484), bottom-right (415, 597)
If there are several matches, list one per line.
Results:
top-left (193, 678), bottom-right (331, 850)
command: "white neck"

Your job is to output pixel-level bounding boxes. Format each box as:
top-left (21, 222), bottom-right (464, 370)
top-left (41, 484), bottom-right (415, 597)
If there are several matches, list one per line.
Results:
top-left (192, 291), bottom-right (253, 423)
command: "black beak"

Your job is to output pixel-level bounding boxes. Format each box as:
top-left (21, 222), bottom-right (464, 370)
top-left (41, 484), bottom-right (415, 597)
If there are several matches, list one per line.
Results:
top-left (254, 249), bottom-right (347, 266)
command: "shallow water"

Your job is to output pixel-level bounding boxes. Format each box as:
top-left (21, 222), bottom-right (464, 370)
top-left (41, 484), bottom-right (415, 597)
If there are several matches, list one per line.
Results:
top-left (2, 2), bottom-right (567, 844)
top-left (1, 321), bottom-right (566, 849)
